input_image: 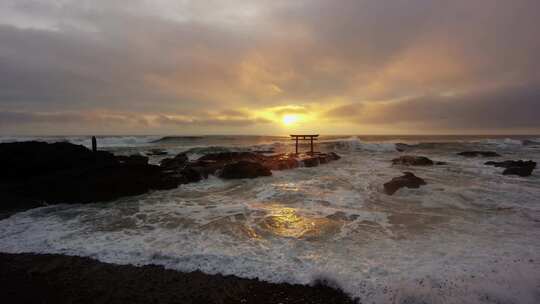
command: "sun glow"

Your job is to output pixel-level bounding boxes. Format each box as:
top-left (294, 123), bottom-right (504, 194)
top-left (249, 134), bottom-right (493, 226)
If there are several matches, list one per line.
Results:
top-left (282, 114), bottom-right (300, 126)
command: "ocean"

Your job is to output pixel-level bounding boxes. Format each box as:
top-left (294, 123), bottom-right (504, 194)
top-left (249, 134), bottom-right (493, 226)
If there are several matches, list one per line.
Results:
top-left (1, 135), bottom-right (539, 303)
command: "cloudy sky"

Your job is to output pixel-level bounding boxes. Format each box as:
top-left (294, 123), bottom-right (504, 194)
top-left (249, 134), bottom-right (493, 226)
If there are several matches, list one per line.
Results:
top-left (1, 0), bottom-right (539, 135)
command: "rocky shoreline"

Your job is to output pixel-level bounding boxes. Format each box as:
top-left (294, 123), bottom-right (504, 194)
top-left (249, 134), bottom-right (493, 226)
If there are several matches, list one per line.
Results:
top-left (0, 141), bottom-right (340, 217)
top-left (0, 252), bottom-right (356, 304)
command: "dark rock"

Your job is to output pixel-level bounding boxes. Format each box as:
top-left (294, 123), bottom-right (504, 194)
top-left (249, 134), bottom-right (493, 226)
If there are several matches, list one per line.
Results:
top-left (303, 156), bottom-right (320, 167)
top-left (484, 160), bottom-right (536, 168)
top-left (219, 161), bottom-right (272, 179)
top-left (458, 151), bottom-right (501, 157)
top-left (485, 160), bottom-right (536, 177)
top-left (503, 167), bottom-right (535, 177)
top-left (1, 143), bottom-right (341, 216)
top-left (0, 141), bottom-right (182, 214)
top-left (198, 152), bottom-right (264, 163)
top-left (435, 161), bottom-right (448, 165)
top-left (160, 153), bottom-right (188, 169)
top-left (116, 154), bottom-right (149, 166)
top-left (392, 155), bottom-right (434, 166)
top-left (188, 152), bottom-right (261, 177)
top-left (384, 172), bottom-right (427, 195)
top-left (178, 166), bottom-right (203, 183)
top-left (262, 154), bottom-right (299, 170)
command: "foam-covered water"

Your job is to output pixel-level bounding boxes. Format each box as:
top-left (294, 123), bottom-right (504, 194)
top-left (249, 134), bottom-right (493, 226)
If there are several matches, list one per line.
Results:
top-left (1, 135), bottom-right (540, 303)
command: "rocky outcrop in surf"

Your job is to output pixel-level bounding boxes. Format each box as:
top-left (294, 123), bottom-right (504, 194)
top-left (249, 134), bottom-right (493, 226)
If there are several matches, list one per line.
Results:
top-left (458, 151), bottom-right (501, 157)
top-left (0, 143), bottom-right (341, 215)
top-left (392, 155), bottom-right (447, 166)
top-left (384, 172), bottom-right (427, 195)
top-left (392, 155), bottom-right (434, 166)
top-left (485, 160), bottom-right (537, 177)
top-left (220, 161), bottom-right (272, 179)
top-left (0, 141), bottom-right (184, 216)
top-left (160, 153), bottom-right (189, 169)
top-left (162, 151), bottom-right (341, 179)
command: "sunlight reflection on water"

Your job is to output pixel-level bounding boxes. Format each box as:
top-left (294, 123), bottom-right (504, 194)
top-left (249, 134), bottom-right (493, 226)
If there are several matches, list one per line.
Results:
top-left (257, 205), bottom-right (342, 240)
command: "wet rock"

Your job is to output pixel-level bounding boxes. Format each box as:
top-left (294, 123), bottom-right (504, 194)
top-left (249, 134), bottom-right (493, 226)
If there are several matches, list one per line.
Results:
top-left (504, 167), bottom-right (535, 176)
top-left (219, 161), bottom-right (272, 179)
top-left (160, 153), bottom-right (188, 169)
top-left (485, 160), bottom-right (536, 177)
top-left (303, 156), bottom-right (320, 167)
top-left (198, 152), bottom-right (263, 164)
top-left (384, 172), bottom-right (427, 195)
top-left (457, 151), bottom-right (501, 157)
top-left (262, 154), bottom-right (299, 170)
top-left (177, 166), bottom-right (203, 183)
top-left (392, 155), bottom-right (434, 166)
top-left (187, 152), bottom-right (261, 177)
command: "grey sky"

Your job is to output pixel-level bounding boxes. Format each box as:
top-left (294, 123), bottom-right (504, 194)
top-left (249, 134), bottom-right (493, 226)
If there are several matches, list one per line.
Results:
top-left (1, 0), bottom-right (539, 134)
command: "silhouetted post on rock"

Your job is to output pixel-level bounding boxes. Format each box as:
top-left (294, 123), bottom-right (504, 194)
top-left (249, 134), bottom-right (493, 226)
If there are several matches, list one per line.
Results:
top-left (91, 136), bottom-right (97, 153)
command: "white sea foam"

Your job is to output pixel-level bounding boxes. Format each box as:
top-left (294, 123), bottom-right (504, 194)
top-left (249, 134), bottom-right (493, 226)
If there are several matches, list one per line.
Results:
top-left (1, 135), bottom-right (540, 303)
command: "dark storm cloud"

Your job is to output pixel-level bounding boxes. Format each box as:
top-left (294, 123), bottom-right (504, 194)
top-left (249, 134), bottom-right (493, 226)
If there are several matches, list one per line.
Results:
top-left (325, 84), bottom-right (540, 130)
top-left (1, 0), bottom-right (540, 133)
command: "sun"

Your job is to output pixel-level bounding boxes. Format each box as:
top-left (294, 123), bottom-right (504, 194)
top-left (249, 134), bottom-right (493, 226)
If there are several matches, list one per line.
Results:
top-left (282, 114), bottom-right (300, 126)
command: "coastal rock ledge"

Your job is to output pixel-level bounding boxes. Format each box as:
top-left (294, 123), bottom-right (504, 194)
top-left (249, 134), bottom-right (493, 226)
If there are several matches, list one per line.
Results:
top-left (484, 160), bottom-right (537, 177)
top-left (0, 142), bottom-right (340, 215)
top-left (384, 172), bottom-right (427, 195)
top-left (0, 141), bottom-right (183, 216)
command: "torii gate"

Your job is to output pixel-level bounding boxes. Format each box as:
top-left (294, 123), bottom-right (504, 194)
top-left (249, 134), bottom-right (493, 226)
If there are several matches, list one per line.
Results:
top-left (290, 134), bottom-right (319, 155)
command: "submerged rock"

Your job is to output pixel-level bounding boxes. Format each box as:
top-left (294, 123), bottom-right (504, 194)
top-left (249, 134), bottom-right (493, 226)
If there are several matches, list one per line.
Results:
top-left (485, 160), bottom-right (536, 177)
top-left (384, 172), bottom-right (427, 195)
top-left (220, 161), bottom-right (272, 179)
top-left (392, 155), bottom-right (434, 166)
top-left (457, 151), bottom-right (501, 157)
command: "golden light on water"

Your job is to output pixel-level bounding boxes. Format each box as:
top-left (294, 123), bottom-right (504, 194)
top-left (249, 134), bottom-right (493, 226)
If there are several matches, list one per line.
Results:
top-left (260, 205), bottom-right (341, 239)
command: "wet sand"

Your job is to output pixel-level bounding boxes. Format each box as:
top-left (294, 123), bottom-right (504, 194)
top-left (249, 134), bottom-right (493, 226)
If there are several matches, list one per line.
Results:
top-left (0, 252), bottom-right (356, 304)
